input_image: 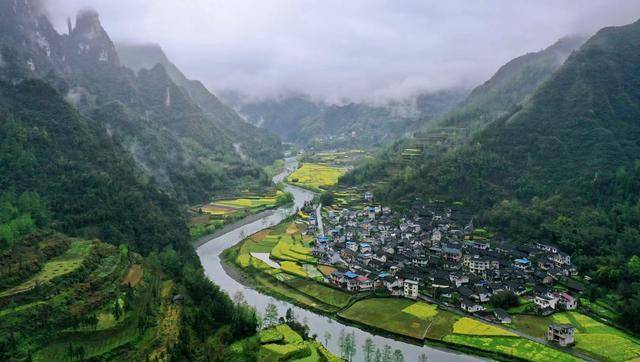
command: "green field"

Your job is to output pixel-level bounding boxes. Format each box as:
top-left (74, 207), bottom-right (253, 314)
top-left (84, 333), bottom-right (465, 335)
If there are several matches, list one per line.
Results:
top-left (424, 310), bottom-right (460, 340)
top-left (0, 240), bottom-right (93, 297)
top-left (442, 335), bottom-right (580, 362)
top-left (287, 163), bottom-right (346, 192)
top-left (452, 317), bottom-right (517, 336)
top-left (255, 276), bottom-right (338, 313)
top-left (191, 190), bottom-right (287, 239)
top-left (339, 298), bottom-right (436, 339)
top-left (553, 312), bottom-right (640, 361)
top-left (512, 311), bottom-right (640, 361)
top-left (284, 278), bottom-right (352, 308)
top-left (214, 192), bottom-right (284, 209)
top-left (579, 298), bottom-right (621, 320)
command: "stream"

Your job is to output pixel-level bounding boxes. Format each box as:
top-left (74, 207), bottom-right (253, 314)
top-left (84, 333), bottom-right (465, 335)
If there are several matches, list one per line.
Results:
top-left (196, 157), bottom-right (481, 361)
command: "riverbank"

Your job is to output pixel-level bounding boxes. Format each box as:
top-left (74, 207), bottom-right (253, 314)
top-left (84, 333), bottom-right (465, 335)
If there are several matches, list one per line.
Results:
top-left (193, 208), bottom-right (279, 249)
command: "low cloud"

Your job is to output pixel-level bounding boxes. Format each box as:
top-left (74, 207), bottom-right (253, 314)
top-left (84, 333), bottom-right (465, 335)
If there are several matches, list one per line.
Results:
top-left (45, 0), bottom-right (640, 102)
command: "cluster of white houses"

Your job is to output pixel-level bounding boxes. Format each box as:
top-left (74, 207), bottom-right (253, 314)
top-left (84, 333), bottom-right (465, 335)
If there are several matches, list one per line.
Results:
top-left (306, 202), bottom-right (583, 322)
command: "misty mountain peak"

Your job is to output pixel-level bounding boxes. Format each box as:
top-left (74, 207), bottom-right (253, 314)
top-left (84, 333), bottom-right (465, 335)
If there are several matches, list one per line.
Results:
top-left (68, 8), bottom-right (119, 66)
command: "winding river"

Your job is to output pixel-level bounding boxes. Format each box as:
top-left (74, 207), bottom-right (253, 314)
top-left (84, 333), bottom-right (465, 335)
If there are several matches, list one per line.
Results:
top-left (196, 158), bottom-right (481, 361)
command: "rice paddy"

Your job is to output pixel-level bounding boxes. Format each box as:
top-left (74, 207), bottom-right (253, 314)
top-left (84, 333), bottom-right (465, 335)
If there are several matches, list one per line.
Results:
top-left (451, 317), bottom-right (517, 336)
top-left (338, 298), bottom-right (436, 339)
top-left (442, 335), bottom-right (580, 362)
top-left (552, 312), bottom-right (640, 361)
top-left (201, 191), bottom-right (285, 216)
top-left (287, 163), bottom-right (346, 192)
top-left (284, 278), bottom-right (352, 308)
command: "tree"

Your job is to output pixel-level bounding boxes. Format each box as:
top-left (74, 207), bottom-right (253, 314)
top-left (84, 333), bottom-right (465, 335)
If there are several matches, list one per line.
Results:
top-left (344, 331), bottom-right (356, 361)
top-left (490, 291), bottom-right (519, 309)
top-left (392, 349), bottom-right (404, 362)
top-left (263, 303), bottom-right (279, 328)
top-left (628, 255), bottom-right (640, 278)
top-left (112, 298), bottom-right (122, 320)
top-left (374, 348), bottom-right (382, 362)
top-left (419, 353), bottom-right (428, 362)
top-left (233, 291), bottom-right (247, 306)
top-left (324, 331), bottom-right (332, 347)
top-left (363, 337), bottom-right (375, 362)
top-left (320, 191), bottom-right (335, 206)
top-left (381, 345), bottom-right (392, 362)
top-left (286, 308), bottom-right (295, 323)
top-left (339, 329), bottom-right (347, 358)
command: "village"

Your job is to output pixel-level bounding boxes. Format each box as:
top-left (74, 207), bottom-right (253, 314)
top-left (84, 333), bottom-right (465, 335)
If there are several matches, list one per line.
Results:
top-left (306, 193), bottom-right (583, 346)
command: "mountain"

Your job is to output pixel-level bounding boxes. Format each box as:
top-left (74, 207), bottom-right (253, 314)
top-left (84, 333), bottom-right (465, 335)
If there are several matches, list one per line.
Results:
top-left (225, 89), bottom-right (467, 149)
top-left (222, 93), bottom-right (324, 140)
top-left (0, 5), bottom-right (280, 204)
top-left (344, 35), bottom-right (587, 194)
top-left (296, 102), bottom-right (417, 148)
top-left (0, 78), bottom-right (187, 254)
top-left (296, 90), bottom-right (468, 148)
top-left (116, 43), bottom-right (282, 164)
top-left (431, 36), bottom-right (585, 131)
top-left (0, 4), bottom-right (259, 358)
top-left (352, 24), bottom-right (639, 204)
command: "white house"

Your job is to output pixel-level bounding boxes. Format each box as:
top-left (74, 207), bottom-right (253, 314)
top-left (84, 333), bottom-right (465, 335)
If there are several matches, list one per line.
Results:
top-left (534, 295), bottom-right (559, 310)
top-left (461, 298), bottom-right (485, 313)
top-left (403, 279), bottom-right (419, 299)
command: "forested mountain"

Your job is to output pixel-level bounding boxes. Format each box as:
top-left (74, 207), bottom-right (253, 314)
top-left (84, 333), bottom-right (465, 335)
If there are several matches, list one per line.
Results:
top-left (117, 43), bottom-right (282, 164)
top-left (344, 19), bottom-right (640, 331)
top-left (430, 36), bottom-right (585, 131)
top-left (225, 90), bottom-right (467, 149)
top-left (0, 79), bottom-right (187, 254)
top-left (222, 93), bottom-right (324, 140)
top-left (344, 35), bottom-right (587, 192)
top-left (0, 5), bottom-right (280, 204)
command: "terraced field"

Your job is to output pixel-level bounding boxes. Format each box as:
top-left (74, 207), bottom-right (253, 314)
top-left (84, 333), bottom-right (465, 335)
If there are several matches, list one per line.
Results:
top-left (0, 240), bottom-right (94, 297)
top-left (230, 324), bottom-right (341, 362)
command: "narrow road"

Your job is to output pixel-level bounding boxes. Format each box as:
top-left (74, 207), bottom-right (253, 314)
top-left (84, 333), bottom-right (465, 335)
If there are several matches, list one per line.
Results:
top-left (316, 203), bottom-right (324, 236)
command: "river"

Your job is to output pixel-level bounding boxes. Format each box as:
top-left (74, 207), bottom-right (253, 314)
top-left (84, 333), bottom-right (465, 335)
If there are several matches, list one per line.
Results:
top-left (196, 157), bottom-right (481, 361)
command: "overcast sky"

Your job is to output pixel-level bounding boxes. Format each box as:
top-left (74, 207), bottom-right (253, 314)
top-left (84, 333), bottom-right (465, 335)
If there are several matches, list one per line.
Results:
top-left (44, 0), bottom-right (640, 102)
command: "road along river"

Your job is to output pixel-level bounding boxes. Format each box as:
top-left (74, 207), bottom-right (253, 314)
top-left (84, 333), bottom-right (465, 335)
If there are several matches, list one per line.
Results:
top-left (196, 158), bottom-right (481, 361)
